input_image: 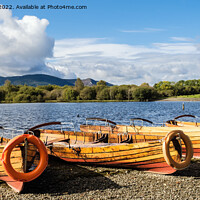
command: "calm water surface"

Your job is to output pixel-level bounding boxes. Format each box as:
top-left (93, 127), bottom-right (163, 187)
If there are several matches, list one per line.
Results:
top-left (0, 101), bottom-right (200, 130)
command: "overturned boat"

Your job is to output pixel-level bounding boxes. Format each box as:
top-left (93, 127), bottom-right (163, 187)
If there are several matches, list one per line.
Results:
top-left (0, 127), bottom-right (48, 193)
top-left (27, 122), bottom-right (193, 175)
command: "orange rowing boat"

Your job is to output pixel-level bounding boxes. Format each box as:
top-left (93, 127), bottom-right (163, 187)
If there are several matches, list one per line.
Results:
top-left (80, 117), bottom-right (200, 158)
top-left (26, 122), bottom-right (193, 175)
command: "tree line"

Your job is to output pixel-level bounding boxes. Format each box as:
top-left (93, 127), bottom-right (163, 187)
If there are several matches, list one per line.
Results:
top-left (154, 80), bottom-right (200, 97)
top-left (0, 78), bottom-right (200, 103)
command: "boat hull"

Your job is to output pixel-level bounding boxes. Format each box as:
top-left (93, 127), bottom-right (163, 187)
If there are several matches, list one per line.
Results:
top-left (39, 129), bottom-right (180, 175)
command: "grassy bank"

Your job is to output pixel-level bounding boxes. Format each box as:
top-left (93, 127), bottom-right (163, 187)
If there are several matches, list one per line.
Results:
top-left (159, 94), bottom-right (200, 101)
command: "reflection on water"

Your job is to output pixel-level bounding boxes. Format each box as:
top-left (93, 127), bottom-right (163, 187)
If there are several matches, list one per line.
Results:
top-left (0, 101), bottom-right (200, 130)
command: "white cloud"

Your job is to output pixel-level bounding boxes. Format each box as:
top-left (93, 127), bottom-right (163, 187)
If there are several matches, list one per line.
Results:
top-left (49, 38), bottom-right (200, 85)
top-left (0, 9), bottom-right (59, 77)
top-left (152, 43), bottom-right (198, 54)
top-left (121, 28), bottom-right (165, 33)
top-left (1, 10), bottom-right (200, 86)
top-left (170, 37), bottom-right (194, 42)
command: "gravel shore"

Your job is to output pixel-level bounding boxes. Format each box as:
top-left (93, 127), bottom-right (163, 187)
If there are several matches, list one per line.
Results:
top-left (1, 157), bottom-right (200, 200)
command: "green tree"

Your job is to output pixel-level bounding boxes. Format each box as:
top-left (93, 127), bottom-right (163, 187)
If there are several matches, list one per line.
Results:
top-left (154, 81), bottom-right (175, 97)
top-left (80, 87), bottom-right (96, 100)
top-left (132, 86), bottom-right (159, 101)
top-left (109, 86), bottom-right (119, 100)
top-left (13, 94), bottom-right (30, 102)
top-left (3, 80), bottom-right (12, 93)
top-left (65, 87), bottom-right (79, 101)
top-left (50, 89), bottom-right (63, 101)
top-left (14, 85), bottom-right (44, 102)
top-left (37, 85), bottom-right (55, 91)
top-left (154, 81), bottom-right (173, 90)
top-left (0, 88), bottom-right (6, 102)
top-left (97, 80), bottom-right (107, 86)
top-left (75, 78), bottom-right (84, 92)
top-left (117, 85), bottom-right (130, 100)
top-left (97, 88), bottom-right (110, 100)
top-left (140, 83), bottom-right (150, 87)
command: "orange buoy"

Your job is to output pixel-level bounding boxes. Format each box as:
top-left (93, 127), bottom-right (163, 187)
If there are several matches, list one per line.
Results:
top-left (1, 134), bottom-right (48, 182)
top-left (162, 130), bottom-right (193, 170)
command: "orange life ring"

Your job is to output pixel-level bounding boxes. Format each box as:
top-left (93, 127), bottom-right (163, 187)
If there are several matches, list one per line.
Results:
top-left (162, 130), bottom-right (193, 170)
top-left (1, 134), bottom-right (48, 182)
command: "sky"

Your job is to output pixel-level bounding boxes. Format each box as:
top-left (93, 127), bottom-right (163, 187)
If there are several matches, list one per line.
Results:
top-left (0, 0), bottom-right (200, 85)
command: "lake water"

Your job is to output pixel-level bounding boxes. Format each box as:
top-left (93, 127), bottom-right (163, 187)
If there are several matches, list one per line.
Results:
top-left (0, 101), bottom-right (200, 131)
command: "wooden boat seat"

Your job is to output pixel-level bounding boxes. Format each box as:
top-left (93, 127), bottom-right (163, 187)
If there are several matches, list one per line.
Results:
top-left (93, 134), bottom-right (108, 143)
top-left (46, 138), bottom-right (70, 145)
top-left (53, 141), bottom-right (126, 148)
top-left (120, 135), bottom-right (133, 143)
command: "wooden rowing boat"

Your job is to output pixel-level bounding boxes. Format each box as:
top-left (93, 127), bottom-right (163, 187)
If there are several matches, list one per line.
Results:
top-left (27, 122), bottom-right (193, 175)
top-left (0, 127), bottom-right (48, 193)
top-left (166, 114), bottom-right (200, 127)
top-left (80, 117), bottom-right (200, 158)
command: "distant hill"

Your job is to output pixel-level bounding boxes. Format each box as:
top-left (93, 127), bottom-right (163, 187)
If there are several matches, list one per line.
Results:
top-left (82, 78), bottom-right (114, 86)
top-left (0, 74), bottom-right (113, 87)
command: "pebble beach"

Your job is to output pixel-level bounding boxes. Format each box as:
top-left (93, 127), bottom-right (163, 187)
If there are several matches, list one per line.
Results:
top-left (1, 157), bottom-right (200, 200)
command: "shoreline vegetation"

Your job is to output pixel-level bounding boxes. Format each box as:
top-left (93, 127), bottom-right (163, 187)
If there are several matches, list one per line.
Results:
top-left (1, 78), bottom-right (200, 103)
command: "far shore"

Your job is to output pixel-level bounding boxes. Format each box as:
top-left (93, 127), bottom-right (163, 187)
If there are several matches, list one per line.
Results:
top-left (158, 97), bottom-right (200, 101)
top-left (1, 97), bottom-right (200, 104)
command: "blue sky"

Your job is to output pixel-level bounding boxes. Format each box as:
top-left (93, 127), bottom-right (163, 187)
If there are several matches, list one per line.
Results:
top-left (11, 0), bottom-right (200, 44)
top-left (1, 0), bottom-right (200, 85)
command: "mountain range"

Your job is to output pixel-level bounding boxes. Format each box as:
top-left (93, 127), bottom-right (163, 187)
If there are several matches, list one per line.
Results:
top-left (0, 74), bottom-right (113, 87)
